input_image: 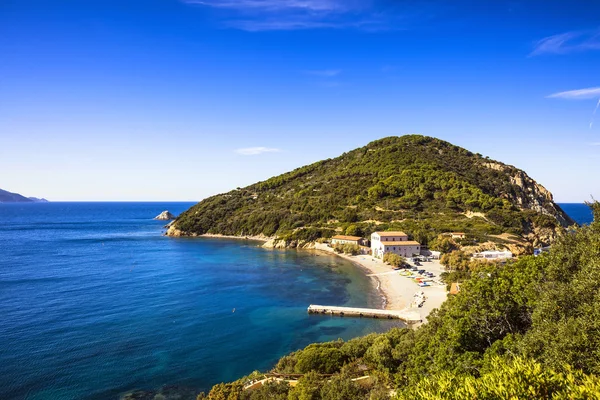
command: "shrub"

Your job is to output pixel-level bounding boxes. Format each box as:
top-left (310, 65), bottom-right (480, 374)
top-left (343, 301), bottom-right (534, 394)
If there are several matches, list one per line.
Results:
top-left (383, 253), bottom-right (404, 267)
top-left (333, 244), bottom-right (361, 255)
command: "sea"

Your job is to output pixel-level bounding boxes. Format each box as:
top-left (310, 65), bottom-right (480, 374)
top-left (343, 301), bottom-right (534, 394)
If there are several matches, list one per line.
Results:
top-left (558, 203), bottom-right (594, 226)
top-left (0, 202), bottom-right (402, 400)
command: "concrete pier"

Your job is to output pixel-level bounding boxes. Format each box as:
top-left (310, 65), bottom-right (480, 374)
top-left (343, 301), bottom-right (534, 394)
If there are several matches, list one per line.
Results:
top-left (307, 305), bottom-right (421, 324)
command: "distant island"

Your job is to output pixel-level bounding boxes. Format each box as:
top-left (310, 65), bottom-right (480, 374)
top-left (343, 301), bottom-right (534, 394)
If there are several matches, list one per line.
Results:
top-left (0, 188), bottom-right (48, 203)
top-left (167, 135), bottom-right (573, 254)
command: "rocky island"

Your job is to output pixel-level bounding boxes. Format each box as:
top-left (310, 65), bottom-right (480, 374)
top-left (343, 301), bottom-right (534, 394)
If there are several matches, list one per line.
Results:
top-left (155, 210), bottom-right (176, 220)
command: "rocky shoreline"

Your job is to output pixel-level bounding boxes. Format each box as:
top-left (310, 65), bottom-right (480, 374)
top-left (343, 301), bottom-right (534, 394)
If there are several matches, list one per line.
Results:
top-left (165, 225), bottom-right (317, 249)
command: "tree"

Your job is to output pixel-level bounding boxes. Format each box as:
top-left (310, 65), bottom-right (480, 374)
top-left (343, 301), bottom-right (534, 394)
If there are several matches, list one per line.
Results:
top-left (333, 244), bottom-right (361, 256)
top-left (345, 224), bottom-right (362, 237)
top-left (320, 373), bottom-right (367, 400)
top-left (288, 371), bottom-right (323, 400)
top-left (364, 336), bottom-right (395, 371)
top-left (294, 345), bottom-right (346, 374)
top-left (245, 381), bottom-right (289, 400)
top-left (428, 236), bottom-right (457, 253)
top-left (383, 253), bottom-right (404, 267)
top-left (207, 382), bottom-right (243, 400)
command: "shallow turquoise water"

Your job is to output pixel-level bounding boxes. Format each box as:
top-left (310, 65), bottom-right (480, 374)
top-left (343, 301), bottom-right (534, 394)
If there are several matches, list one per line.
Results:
top-left (0, 203), bottom-right (401, 399)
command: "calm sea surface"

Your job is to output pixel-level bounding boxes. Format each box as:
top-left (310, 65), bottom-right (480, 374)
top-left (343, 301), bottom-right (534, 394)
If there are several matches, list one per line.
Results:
top-left (0, 203), bottom-right (401, 400)
top-left (558, 203), bottom-right (594, 225)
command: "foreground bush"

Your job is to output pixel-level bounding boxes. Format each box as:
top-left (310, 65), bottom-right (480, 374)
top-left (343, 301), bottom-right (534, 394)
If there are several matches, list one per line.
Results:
top-left (382, 253), bottom-right (404, 267)
top-left (395, 357), bottom-right (600, 400)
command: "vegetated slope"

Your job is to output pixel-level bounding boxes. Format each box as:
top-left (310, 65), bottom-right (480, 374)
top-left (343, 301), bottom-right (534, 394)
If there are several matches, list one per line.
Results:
top-left (170, 135), bottom-right (573, 247)
top-left (0, 188), bottom-right (34, 203)
top-left (199, 204), bottom-right (600, 400)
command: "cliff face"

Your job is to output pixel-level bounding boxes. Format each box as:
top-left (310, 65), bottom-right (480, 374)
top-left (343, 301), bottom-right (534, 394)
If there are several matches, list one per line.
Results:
top-left (168, 135), bottom-right (573, 247)
top-left (483, 163), bottom-right (571, 227)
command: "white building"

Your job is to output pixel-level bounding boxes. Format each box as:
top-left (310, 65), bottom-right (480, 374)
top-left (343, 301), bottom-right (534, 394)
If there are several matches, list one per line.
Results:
top-left (421, 249), bottom-right (441, 259)
top-left (472, 250), bottom-right (513, 260)
top-left (331, 235), bottom-right (363, 246)
top-left (371, 231), bottom-right (421, 259)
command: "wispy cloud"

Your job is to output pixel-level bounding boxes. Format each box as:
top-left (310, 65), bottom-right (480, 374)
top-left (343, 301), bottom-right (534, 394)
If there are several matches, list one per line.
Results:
top-left (235, 147), bottom-right (281, 155)
top-left (547, 87), bottom-right (600, 129)
top-left (591, 142), bottom-right (600, 146)
top-left (220, 19), bottom-right (386, 32)
top-left (303, 69), bottom-right (341, 77)
top-left (185, 0), bottom-right (352, 12)
top-left (181, 0), bottom-right (415, 31)
top-left (547, 87), bottom-right (600, 100)
top-left (532, 28), bottom-right (600, 56)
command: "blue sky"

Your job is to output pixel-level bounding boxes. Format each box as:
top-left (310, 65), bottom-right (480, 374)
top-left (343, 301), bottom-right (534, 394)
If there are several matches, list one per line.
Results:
top-left (1, 0), bottom-right (599, 202)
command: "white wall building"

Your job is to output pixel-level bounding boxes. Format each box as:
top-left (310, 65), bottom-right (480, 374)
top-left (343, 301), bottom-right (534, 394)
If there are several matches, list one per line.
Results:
top-left (421, 249), bottom-right (441, 259)
top-left (472, 250), bottom-right (513, 260)
top-left (331, 235), bottom-right (363, 246)
top-left (371, 231), bottom-right (421, 259)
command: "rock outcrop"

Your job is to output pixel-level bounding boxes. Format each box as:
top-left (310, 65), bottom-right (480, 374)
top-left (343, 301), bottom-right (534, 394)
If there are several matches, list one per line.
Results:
top-left (262, 238), bottom-right (316, 249)
top-left (482, 164), bottom-right (572, 227)
top-left (155, 211), bottom-right (176, 220)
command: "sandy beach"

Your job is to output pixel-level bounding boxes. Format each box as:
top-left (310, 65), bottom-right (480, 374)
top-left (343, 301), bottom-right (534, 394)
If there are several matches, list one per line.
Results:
top-left (314, 243), bottom-right (448, 325)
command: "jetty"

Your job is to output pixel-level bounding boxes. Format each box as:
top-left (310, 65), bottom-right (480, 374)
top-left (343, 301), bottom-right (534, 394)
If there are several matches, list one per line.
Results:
top-left (308, 305), bottom-right (421, 324)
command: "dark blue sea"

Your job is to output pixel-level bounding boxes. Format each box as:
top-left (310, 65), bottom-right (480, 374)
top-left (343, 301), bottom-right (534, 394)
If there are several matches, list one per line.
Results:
top-left (558, 203), bottom-right (594, 225)
top-left (0, 203), bottom-right (400, 400)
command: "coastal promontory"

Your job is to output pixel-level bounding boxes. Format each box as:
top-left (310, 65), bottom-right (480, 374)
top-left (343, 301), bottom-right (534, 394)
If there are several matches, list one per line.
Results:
top-left (0, 188), bottom-right (48, 203)
top-left (167, 135), bottom-right (573, 250)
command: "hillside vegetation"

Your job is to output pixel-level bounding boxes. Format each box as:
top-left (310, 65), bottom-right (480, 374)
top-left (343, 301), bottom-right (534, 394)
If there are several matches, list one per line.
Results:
top-left (170, 135), bottom-right (572, 248)
top-left (199, 203), bottom-right (600, 400)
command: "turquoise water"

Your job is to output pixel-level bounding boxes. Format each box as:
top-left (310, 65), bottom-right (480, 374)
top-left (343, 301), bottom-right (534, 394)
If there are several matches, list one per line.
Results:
top-left (0, 203), bottom-right (401, 399)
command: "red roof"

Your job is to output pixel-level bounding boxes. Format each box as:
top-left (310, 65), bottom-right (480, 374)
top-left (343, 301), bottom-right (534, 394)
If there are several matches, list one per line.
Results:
top-left (381, 241), bottom-right (420, 246)
top-left (332, 235), bottom-right (362, 241)
top-left (375, 231), bottom-right (408, 237)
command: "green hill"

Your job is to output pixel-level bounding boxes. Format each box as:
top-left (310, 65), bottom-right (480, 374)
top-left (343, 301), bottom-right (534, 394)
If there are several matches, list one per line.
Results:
top-left (169, 135), bottom-right (573, 248)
